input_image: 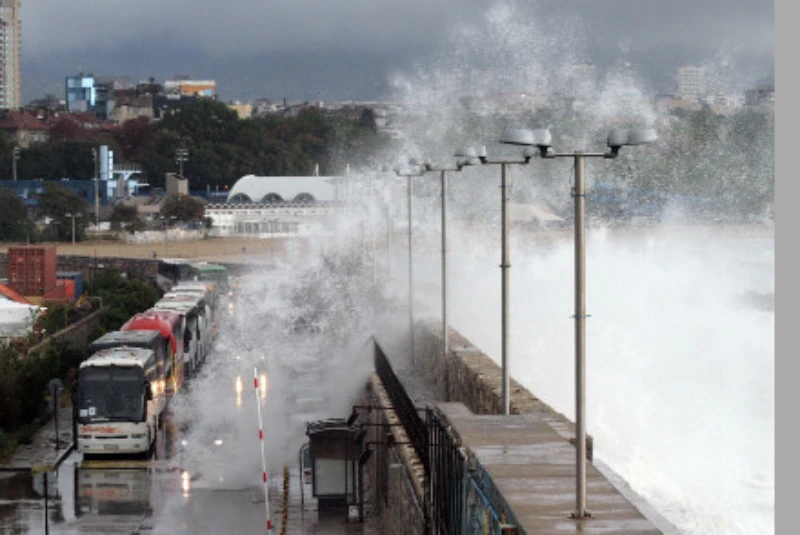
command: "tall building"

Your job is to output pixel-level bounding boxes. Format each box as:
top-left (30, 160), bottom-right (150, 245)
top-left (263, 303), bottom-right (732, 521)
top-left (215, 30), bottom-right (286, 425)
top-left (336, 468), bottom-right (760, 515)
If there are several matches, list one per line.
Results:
top-left (0, 0), bottom-right (21, 109)
top-left (163, 79), bottom-right (217, 100)
top-left (677, 65), bottom-right (706, 102)
top-left (65, 73), bottom-right (97, 112)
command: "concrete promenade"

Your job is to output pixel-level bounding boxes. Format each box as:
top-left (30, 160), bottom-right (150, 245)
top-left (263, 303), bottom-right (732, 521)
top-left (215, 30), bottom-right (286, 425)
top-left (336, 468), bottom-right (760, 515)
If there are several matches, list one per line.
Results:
top-left (437, 402), bottom-right (663, 534)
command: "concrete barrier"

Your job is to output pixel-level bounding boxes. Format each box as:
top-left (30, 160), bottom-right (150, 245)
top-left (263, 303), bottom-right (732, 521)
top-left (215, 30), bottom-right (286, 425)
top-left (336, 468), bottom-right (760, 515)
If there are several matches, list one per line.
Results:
top-left (414, 318), bottom-right (592, 459)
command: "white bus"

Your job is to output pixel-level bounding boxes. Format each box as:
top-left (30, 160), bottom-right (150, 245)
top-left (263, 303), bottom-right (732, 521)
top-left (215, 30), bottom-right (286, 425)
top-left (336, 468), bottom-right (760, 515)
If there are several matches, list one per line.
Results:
top-left (76, 347), bottom-right (166, 455)
top-left (153, 292), bottom-right (209, 376)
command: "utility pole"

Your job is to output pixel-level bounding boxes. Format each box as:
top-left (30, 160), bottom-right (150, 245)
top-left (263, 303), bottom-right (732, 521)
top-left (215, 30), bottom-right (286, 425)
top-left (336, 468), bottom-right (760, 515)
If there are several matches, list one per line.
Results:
top-left (176, 148), bottom-right (189, 177)
top-left (92, 148), bottom-right (99, 225)
top-left (12, 146), bottom-right (19, 181)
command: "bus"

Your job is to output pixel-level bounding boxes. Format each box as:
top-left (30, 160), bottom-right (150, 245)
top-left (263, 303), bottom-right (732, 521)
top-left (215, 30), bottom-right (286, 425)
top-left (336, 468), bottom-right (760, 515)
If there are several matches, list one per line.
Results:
top-left (158, 259), bottom-right (229, 292)
top-left (172, 281), bottom-right (219, 339)
top-left (76, 347), bottom-right (165, 455)
top-left (122, 310), bottom-right (184, 396)
top-left (152, 292), bottom-right (208, 376)
top-left (188, 262), bottom-right (229, 291)
top-left (89, 330), bottom-right (170, 394)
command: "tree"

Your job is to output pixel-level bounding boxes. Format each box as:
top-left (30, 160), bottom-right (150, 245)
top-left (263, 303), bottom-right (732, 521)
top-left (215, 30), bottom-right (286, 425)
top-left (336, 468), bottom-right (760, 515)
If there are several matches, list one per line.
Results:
top-left (86, 269), bottom-right (161, 331)
top-left (0, 188), bottom-right (35, 242)
top-left (35, 182), bottom-right (88, 242)
top-left (358, 108), bottom-right (377, 133)
top-left (160, 193), bottom-right (205, 222)
top-left (110, 203), bottom-right (143, 233)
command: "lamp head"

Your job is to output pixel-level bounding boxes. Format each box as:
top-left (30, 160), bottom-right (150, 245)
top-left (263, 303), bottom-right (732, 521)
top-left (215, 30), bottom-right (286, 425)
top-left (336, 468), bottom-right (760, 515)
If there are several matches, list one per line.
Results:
top-left (456, 157), bottom-right (481, 169)
top-left (499, 128), bottom-right (552, 157)
top-left (454, 147), bottom-right (478, 158)
top-left (606, 128), bottom-right (657, 157)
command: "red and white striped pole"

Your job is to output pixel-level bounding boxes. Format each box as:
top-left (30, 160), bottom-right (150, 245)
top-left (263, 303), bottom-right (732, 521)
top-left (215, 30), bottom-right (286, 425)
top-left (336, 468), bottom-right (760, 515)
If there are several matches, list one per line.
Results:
top-left (254, 367), bottom-right (273, 534)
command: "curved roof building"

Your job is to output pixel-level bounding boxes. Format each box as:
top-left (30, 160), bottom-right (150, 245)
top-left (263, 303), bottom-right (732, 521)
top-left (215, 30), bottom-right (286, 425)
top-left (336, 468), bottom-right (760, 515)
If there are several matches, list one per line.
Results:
top-left (226, 174), bottom-right (345, 204)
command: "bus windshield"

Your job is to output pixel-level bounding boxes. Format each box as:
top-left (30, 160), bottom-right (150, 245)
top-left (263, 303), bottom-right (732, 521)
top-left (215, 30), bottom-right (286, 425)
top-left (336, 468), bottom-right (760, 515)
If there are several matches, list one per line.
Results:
top-left (78, 367), bottom-right (145, 423)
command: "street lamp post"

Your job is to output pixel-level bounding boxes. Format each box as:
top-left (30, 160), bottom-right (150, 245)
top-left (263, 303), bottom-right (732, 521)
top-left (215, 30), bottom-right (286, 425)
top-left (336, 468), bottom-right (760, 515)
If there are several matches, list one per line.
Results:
top-left (504, 126), bottom-right (657, 519)
top-left (12, 146), bottom-right (19, 182)
top-left (455, 130), bottom-right (550, 416)
top-left (393, 164), bottom-right (427, 366)
top-left (417, 161), bottom-right (468, 367)
top-left (176, 148), bottom-right (189, 177)
top-left (64, 213), bottom-right (81, 247)
top-left (92, 147), bottom-right (100, 225)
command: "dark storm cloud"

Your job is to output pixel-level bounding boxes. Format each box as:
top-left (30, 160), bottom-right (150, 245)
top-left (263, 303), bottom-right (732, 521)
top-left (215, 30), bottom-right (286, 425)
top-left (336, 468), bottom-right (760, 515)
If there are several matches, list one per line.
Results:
top-left (19, 0), bottom-right (772, 101)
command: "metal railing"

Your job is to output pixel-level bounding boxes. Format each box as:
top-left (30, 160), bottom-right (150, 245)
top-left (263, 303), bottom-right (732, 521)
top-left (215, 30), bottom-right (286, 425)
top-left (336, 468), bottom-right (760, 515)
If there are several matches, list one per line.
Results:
top-left (428, 409), bottom-right (466, 535)
top-left (372, 339), bottom-right (429, 474)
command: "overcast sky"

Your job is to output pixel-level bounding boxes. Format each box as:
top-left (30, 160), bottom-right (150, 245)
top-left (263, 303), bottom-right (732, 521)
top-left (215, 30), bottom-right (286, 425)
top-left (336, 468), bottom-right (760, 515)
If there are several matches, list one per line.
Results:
top-left (20, 0), bottom-right (773, 103)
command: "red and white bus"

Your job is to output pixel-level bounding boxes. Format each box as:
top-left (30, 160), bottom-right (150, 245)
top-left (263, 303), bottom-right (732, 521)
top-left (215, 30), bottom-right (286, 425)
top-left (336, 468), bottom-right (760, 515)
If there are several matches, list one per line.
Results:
top-left (122, 310), bottom-right (185, 396)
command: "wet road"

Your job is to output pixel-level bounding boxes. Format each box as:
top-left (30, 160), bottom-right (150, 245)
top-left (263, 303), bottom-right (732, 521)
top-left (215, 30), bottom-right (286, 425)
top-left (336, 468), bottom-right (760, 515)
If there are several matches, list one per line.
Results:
top-left (0, 267), bottom-right (373, 534)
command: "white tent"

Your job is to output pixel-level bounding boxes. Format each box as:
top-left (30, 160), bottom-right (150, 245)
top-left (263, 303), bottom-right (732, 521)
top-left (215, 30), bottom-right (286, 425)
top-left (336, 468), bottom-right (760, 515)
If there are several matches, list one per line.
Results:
top-left (0, 299), bottom-right (44, 339)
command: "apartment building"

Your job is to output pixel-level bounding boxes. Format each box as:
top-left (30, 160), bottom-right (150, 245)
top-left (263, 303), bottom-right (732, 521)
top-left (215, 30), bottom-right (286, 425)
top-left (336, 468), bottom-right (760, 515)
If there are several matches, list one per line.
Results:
top-left (0, 0), bottom-right (20, 109)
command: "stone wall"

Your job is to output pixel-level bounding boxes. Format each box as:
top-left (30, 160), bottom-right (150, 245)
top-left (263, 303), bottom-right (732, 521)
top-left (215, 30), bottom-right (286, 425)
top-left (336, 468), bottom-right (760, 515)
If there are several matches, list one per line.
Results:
top-left (414, 319), bottom-right (592, 459)
top-left (26, 306), bottom-right (107, 359)
top-left (360, 317), bottom-right (595, 533)
top-left (361, 372), bottom-right (426, 535)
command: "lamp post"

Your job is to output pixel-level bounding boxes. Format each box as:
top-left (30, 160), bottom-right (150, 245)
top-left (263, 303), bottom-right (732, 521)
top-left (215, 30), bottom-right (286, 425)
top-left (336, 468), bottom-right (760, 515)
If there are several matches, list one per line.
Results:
top-left (393, 163), bottom-right (427, 366)
top-left (64, 212), bottom-right (81, 247)
top-left (176, 148), bottom-right (189, 177)
top-left (414, 160), bottom-right (469, 367)
top-left (12, 146), bottom-right (19, 182)
top-left (92, 147), bottom-right (99, 225)
top-left (504, 126), bottom-right (657, 519)
top-left (455, 129), bottom-right (550, 416)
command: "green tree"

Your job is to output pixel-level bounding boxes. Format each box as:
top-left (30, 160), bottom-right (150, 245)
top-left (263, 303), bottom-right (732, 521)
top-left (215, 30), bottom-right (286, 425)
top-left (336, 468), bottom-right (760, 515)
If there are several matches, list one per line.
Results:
top-left (18, 141), bottom-right (99, 180)
top-left (110, 203), bottom-right (143, 233)
top-left (87, 270), bottom-right (161, 331)
top-left (35, 182), bottom-right (88, 242)
top-left (0, 131), bottom-right (16, 179)
top-left (0, 188), bottom-right (35, 242)
top-left (160, 193), bottom-right (205, 222)
top-left (358, 108), bottom-right (377, 133)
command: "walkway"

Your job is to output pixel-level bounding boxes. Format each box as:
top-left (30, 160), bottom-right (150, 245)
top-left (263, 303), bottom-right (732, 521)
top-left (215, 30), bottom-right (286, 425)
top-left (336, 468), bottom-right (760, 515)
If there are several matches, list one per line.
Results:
top-left (0, 403), bottom-right (74, 474)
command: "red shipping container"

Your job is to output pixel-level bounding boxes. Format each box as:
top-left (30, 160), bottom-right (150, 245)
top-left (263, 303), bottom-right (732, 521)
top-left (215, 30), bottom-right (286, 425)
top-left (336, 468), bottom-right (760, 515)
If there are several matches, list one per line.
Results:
top-left (7, 245), bottom-right (57, 296)
top-left (60, 279), bottom-right (76, 300)
top-left (44, 280), bottom-right (66, 301)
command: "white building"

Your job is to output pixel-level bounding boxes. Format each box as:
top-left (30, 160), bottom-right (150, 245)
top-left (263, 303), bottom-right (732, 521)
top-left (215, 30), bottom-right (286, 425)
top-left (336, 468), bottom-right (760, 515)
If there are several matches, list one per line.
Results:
top-left (206, 174), bottom-right (367, 237)
top-left (677, 66), bottom-right (706, 102)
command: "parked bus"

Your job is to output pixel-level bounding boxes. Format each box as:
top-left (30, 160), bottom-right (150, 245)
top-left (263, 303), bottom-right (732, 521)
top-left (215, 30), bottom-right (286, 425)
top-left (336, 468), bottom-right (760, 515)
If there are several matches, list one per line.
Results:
top-left (89, 331), bottom-right (170, 393)
top-left (152, 292), bottom-right (208, 376)
top-left (76, 347), bottom-right (165, 455)
top-left (122, 310), bottom-right (184, 396)
top-left (172, 281), bottom-right (219, 339)
top-left (188, 262), bottom-right (229, 292)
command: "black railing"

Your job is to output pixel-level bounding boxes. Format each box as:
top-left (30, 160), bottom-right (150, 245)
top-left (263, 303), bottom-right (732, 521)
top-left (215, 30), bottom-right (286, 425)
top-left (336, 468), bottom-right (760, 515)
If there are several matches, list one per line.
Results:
top-left (428, 409), bottom-right (465, 535)
top-left (373, 340), bottom-right (429, 475)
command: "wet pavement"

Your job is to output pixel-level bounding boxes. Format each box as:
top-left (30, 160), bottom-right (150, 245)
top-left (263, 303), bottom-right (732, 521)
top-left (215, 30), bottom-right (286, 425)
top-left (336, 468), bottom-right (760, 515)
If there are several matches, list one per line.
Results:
top-left (437, 402), bottom-right (665, 535)
top-left (1, 401), bottom-right (76, 471)
top-left (0, 405), bottom-right (382, 534)
top-left (0, 270), bottom-right (384, 534)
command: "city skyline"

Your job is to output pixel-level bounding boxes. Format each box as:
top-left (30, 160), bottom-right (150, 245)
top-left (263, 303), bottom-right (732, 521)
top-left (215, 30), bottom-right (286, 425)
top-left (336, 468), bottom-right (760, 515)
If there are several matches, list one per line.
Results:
top-left (17, 0), bottom-right (774, 104)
